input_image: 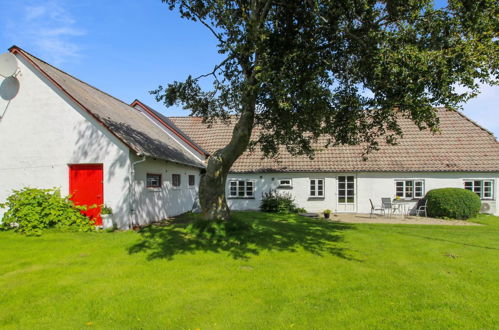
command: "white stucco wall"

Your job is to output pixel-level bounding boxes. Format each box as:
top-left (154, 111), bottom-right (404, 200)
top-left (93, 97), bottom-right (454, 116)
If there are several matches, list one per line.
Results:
top-left (131, 156), bottom-right (200, 225)
top-left (227, 172), bottom-right (499, 215)
top-left (0, 55), bottom-right (132, 228)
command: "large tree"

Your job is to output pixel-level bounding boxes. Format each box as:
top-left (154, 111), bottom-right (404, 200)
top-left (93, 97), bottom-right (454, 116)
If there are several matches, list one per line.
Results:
top-left (153, 0), bottom-right (498, 220)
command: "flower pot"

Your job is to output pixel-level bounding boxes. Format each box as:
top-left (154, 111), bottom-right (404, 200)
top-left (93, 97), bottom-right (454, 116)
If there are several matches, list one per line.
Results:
top-left (101, 214), bottom-right (114, 229)
top-left (324, 213), bottom-right (330, 219)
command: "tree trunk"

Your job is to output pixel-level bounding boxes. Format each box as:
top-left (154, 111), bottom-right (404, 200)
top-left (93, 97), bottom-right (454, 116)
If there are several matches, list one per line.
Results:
top-left (198, 89), bottom-right (256, 220)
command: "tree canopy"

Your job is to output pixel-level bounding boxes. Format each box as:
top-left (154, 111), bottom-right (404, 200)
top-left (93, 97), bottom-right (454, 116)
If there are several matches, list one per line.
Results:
top-left (152, 0), bottom-right (498, 219)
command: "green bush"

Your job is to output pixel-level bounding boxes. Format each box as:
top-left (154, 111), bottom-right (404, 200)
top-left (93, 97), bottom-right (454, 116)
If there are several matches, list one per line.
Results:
top-left (0, 187), bottom-right (95, 236)
top-left (425, 188), bottom-right (481, 220)
top-left (260, 191), bottom-right (299, 213)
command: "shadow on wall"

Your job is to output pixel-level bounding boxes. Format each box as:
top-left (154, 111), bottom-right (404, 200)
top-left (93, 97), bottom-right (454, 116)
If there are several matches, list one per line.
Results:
top-left (132, 184), bottom-right (198, 226)
top-left (72, 120), bottom-right (130, 228)
top-left (128, 212), bottom-right (356, 261)
top-left (103, 120), bottom-right (201, 168)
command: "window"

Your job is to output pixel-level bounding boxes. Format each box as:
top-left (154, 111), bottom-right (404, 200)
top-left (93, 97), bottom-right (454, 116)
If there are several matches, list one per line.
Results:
top-left (278, 179), bottom-right (292, 188)
top-left (146, 173), bottom-right (161, 188)
top-left (229, 180), bottom-right (254, 198)
top-left (464, 180), bottom-right (494, 200)
top-left (172, 174), bottom-right (181, 187)
top-left (338, 176), bottom-right (355, 203)
top-left (395, 180), bottom-right (424, 199)
top-left (310, 179), bottom-right (324, 197)
top-left (188, 175), bottom-right (195, 187)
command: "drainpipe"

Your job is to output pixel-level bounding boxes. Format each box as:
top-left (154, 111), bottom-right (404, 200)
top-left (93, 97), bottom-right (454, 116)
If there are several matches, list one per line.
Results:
top-left (130, 154), bottom-right (146, 229)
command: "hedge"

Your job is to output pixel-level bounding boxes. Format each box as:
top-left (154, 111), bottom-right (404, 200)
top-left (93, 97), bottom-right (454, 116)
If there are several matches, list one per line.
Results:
top-left (425, 188), bottom-right (481, 220)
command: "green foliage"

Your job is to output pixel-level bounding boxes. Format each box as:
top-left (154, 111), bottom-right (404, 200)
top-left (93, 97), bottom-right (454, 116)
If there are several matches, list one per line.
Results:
top-left (425, 188), bottom-right (481, 219)
top-left (324, 209), bottom-right (332, 215)
top-left (101, 205), bottom-right (113, 215)
top-left (0, 187), bottom-right (94, 236)
top-left (260, 191), bottom-right (299, 213)
top-left (154, 0), bottom-right (498, 157)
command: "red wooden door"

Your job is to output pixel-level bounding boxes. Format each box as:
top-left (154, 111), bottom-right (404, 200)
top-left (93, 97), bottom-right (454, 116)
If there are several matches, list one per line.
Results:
top-left (69, 164), bottom-right (104, 226)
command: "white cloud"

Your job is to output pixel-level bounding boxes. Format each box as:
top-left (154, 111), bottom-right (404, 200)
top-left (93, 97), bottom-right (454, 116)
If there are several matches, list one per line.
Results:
top-left (4, 0), bottom-right (85, 65)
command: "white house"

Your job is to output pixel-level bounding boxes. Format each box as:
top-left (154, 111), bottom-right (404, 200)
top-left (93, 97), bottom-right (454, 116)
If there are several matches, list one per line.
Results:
top-left (0, 46), bottom-right (206, 228)
top-left (168, 108), bottom-right (499, 216)
top-left (1, 45), bottom-right (499, 228)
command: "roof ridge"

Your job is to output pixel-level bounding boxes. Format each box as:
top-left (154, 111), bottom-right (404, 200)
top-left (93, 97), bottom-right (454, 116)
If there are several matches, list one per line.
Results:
top-left (9, 46), bottom-right (139, 114)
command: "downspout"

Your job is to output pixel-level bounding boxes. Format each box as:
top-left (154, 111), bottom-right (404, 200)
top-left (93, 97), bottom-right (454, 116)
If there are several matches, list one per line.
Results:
top-left (129, 153), bottom-right (146, 229)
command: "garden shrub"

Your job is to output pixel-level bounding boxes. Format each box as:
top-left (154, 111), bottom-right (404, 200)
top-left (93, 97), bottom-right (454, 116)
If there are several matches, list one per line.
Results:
top-left (0, 187), bottom-right (95, 236)
top-left (425, 188), bottom-right (481, 220)
top-left (260, 191), bottom-right (299, 213)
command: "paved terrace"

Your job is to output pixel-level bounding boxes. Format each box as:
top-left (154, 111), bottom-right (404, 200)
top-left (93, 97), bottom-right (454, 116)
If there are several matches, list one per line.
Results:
top-left (326, 213), bottom-right (481, 226)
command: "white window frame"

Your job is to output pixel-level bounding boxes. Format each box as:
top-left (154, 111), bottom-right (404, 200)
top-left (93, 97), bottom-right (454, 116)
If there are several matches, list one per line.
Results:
top-left (228, 179), bottom-right (255, 198)
top-left (395, 180), bottom-right (425, 199)
top-left (309, 179), bottom-right (325, 198)
top-left (464, 179), bottom-right (494, 200)
top-left (277, 178), bottom-right (293, 188)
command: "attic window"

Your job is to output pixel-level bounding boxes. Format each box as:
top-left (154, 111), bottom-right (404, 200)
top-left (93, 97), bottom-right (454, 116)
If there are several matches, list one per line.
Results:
top-left (146, 173), bottom-right (161, 188)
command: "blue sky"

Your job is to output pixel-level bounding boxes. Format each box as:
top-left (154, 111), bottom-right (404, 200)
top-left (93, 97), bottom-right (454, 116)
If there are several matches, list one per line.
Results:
top-left (1, 0), bottom-right (497, 137)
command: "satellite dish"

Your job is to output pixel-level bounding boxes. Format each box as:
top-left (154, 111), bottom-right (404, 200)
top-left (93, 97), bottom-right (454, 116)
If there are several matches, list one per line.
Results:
top-left (0, 52), bottom-right (18, 77)
top-left (0, 76), bottom-right (20, 100)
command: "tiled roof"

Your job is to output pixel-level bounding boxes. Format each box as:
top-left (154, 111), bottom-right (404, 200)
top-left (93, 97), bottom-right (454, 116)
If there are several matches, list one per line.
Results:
top-left (10, 46), bottom-right (205, 169)
top-left (169, 109), bottom-right (499, 173)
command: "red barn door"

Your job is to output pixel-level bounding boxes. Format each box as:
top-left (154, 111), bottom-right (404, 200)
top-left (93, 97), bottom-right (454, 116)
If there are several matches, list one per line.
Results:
top-left (69, 164), bottom-right (103, 226)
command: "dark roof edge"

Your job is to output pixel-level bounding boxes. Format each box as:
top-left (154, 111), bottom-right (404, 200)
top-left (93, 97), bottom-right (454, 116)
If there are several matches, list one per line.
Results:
top-left (9, 46), bottom-right (204, 168)
top-left (9, 45), bottom-right (138, 155)
top-left (229, 169), bottom-right (499, 174)
top-left (130, 99), bottom-right (209, 157)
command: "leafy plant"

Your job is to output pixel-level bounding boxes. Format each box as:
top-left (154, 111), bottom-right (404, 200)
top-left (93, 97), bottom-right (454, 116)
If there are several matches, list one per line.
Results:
top-left (0, 187), bottom-right (94, 236)
top-left (324, 209), bottom-right (332, 215)
top-left (260, 191), bottom-right (299, 213)
top-left (101, 205), bottom-right (113, 215)
top-left (425, 188), bottom-right (481, 220)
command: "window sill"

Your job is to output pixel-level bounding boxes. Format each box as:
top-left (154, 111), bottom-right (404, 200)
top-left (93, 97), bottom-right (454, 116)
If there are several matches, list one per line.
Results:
top-left (308, 197), bottom-right (325, 201)
top-left (147, 187), bottom-right (162, 192)
top-left (228, 197), bottom-right (255, 200)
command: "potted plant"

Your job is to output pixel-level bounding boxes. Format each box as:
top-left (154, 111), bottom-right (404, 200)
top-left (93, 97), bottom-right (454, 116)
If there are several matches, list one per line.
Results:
top-left (101, 205), bottom-right (113, 229)
top-left (323, 209), bottom-right (331, 219)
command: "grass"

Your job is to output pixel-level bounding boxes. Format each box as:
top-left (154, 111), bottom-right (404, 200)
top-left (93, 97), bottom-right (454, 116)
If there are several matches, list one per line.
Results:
top-left (1, 212), bottom-right (498, 329)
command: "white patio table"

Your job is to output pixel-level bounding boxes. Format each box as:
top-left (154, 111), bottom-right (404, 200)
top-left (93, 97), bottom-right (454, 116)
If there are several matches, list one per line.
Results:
top-left (392, 199), bottom-right (409, 219)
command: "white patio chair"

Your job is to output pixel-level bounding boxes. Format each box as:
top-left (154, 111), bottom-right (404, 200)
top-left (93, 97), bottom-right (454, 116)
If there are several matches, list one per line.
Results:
top-left (381, 197), bottom-right (399, 218)
top-left (369, 199), bottom-right (384, 218)
top-left (416, 200), bottom-right (428, 217)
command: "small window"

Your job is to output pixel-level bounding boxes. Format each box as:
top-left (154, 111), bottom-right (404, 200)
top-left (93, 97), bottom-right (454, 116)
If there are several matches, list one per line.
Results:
top-left (146, 173), bottom-right (161, 188)
top-left (172, 174), bottom-right (181, 187)
top-left (395, 180), bottom-right (424, 199)
top-left (310, 179), bottom-right (324, 197)
top-left (228, 180), bottom-right (254, 198)
top-left (188, 175), bottom-right (195, 187)
top-left (278, 179), bottom-right (292, 188)
top-left (464, 180), bottom-right (494, 200)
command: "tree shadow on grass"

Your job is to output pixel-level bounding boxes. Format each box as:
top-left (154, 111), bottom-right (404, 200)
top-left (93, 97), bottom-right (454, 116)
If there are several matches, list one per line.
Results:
top-left (128, 212), bottom-right (356, 260)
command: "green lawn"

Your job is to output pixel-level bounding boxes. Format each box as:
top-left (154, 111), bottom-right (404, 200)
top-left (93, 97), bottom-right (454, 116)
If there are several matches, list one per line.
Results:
top-left (1, 212), bottom-right (498, 329)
